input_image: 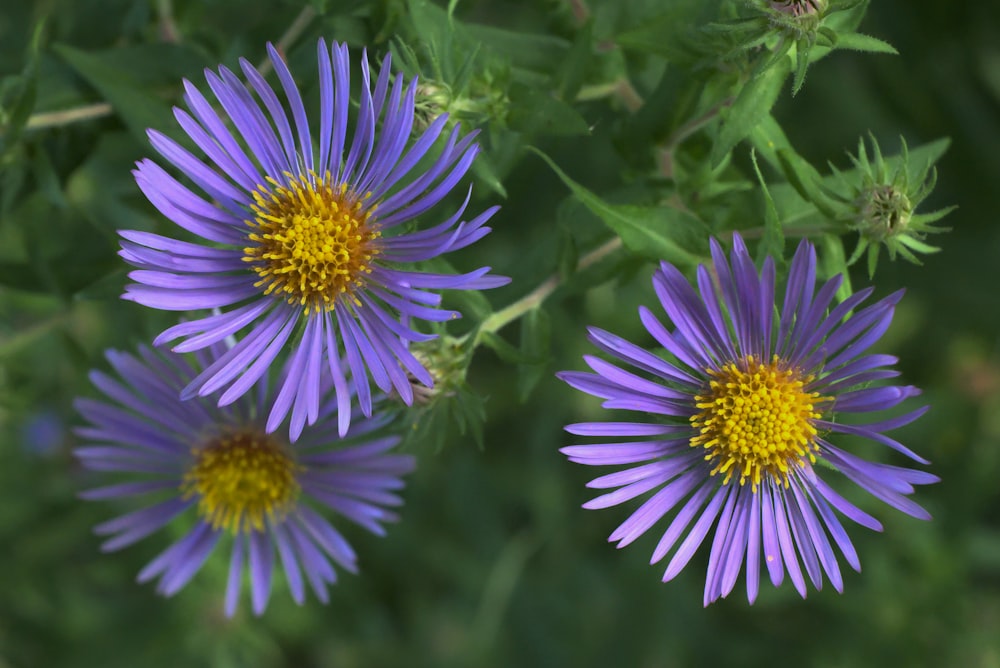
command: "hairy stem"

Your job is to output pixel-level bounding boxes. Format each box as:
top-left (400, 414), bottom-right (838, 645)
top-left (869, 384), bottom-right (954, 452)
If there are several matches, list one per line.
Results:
top-left (478, 236), bottom-right (623, 338)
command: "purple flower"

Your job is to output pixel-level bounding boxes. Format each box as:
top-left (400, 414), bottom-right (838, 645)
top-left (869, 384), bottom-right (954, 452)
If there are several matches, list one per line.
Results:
top-left (75, 344), bottom-right (415, 616)
top-left (558, 234), bottom-right (937, 605)
top-left (122, 39), bottom-right (508, 439)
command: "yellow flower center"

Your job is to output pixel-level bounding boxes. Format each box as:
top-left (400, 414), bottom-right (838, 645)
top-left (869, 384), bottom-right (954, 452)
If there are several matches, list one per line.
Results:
top-left (243, 172), bottom-right (381, 313)
top-left (689, 355), bottom-right (826, 491)
top-left (181, 430), bottom-right (302, 534)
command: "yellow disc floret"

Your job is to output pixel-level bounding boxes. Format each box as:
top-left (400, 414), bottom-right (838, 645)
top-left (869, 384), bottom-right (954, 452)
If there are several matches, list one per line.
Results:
top-left (181, 430), bottom-right (302, 534)
top-left (689, 355), bottom-right (827, 491)
top-left (243, 171), bottom-right (380, 313)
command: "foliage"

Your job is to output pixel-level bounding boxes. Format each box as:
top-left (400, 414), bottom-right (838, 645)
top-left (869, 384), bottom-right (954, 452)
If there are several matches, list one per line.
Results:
top-left (1, 0), bottom-right (998, 666)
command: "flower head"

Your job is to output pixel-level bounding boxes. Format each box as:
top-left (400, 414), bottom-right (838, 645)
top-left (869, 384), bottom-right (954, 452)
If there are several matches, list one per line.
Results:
top-left (121, 39), bottom-right (508, 440)
top-left (558, 234), bottom-right (937, 605)
top-left (829, 136), bottom-right (954, 276)
top-left (75, 344), bottom-right (415, 616)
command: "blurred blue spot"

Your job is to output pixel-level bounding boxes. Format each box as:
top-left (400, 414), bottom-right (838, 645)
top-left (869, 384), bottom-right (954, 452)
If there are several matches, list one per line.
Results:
top-left (21, 410), bottom-right (65, 457)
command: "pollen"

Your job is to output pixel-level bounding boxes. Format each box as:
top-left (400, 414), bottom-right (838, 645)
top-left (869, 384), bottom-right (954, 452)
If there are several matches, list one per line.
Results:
top-left (181, 430), bottom-right (302, 534)
top-left (689, 355), bottom-right (827, 491)
top-left (243, 171), bottom-right (380, 313)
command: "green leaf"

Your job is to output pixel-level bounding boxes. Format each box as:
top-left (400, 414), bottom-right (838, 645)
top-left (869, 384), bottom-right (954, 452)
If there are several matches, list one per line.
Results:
top-left (530, 148), bottom-right (706, 267)
top-left (818, 234), bottom-right (853, 302)
top-left (464, 24), bottom-right (569, 73)
top-left (479, 330), bottom-right (527, 364)
top-left (613, 0), bottom-right (721, 62)
top-left (0, 19), bottom-right (45, 159)
top-left (557, 20), bottom-right (593, 102)
top-left (471, 151), bottom-right (507, 199)
top-left (52, 44), bottom-right (177, 142)
top-left (0, 76), bottom-right (36, 158)
top-left (750, 150), bottom-right (784, 262)
top-left (776, 148), bottom-right (838, 218)
top-left (517, 307), bottom-right (551, 401)
top-left (711, 56), bottom-right (790, 167)
top-left (748, 113), bottom-right (793, 168)
top-left (834, 32), bottom-right (897, 55)
top-left (556, 226), bottom-right (578, 281)
top-left (507, 85), bottom-right (589, 136)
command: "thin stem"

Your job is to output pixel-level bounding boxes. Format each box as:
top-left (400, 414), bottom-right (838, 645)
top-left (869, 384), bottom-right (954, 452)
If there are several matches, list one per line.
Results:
top-left (575, 78), bottom-right (644, 111)
top-left (614, 79), bottom-right (644, 113)
top-left (156, 0), bottom-right (181, 43)
top-left (478, 236), bottom-right (623, 337)
top-left (566, 0), bottom-right (591, 26)
top-left (658, 98), bottom-right (732, 179)
top-left (23, 103), bottom-right (113, 131)
top-left (14, 6), bottom-right (317, 135)
top-left (256, 5), bottom-right (318, 76)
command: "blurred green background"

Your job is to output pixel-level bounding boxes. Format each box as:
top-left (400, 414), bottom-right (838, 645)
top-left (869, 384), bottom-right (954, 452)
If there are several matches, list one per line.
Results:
top-left (2, 1), bottom-right (999, 666)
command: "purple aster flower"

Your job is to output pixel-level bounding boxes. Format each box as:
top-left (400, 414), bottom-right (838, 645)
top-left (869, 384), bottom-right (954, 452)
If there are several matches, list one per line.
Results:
top-left (558, 233), bottom-right (937, 605)
top-left (74, 343), bottom-right (415, 616)
top-left (121, 39), bottom-right (508, 439)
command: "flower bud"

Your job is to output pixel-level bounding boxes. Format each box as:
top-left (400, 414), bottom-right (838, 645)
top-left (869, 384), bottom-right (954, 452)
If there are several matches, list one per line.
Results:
top-left (854, 184), bottom-right (913, 242)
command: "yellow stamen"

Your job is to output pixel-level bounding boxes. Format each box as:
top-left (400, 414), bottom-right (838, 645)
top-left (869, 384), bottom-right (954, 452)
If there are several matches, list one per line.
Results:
top-left (689, 355), bottom-right (827, 491)
top-left (181, 430), bottom-right (302, 534)
top-left (243, 171), bottom-right (380, 313)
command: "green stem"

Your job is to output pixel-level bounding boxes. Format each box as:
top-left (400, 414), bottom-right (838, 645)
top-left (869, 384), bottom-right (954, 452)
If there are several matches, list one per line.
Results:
top-left (575, 78), bottom-right (644, 111)
top-left (255, 5), bottom-right (318, 76)
top-left (659, 98), bottom-right (732, 179)
top-left (17, 6), bottom-right (317, 133)
top-left (566, 0), bottom-right (591, 25)
top-left (24, 103), bottom-right (113, 131)
top-left (477, 236), bottom-right (623, 338)
top-left (156, 0), bottom-right (181, 43)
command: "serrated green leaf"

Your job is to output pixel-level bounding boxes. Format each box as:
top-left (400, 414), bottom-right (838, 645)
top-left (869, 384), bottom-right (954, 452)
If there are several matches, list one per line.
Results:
top-left (530, 148), bottom-right (706, 267)
top-left (835, 32), bottom-right (898, 55)
top-left (711, 56), bottom-right (790, 166)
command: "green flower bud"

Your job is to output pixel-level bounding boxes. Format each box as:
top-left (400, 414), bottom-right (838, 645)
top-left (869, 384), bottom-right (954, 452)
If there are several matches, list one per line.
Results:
top-left (397, 337), bottom-right (467, 407)
top-left (854, 183), bottom-right (912, 242)
top-left (823, 135), bottom-right (955, 276)
top-left (768, 0), bottom-right (827, 18)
